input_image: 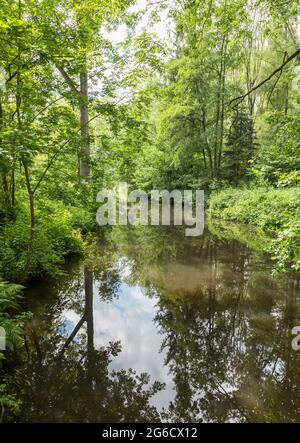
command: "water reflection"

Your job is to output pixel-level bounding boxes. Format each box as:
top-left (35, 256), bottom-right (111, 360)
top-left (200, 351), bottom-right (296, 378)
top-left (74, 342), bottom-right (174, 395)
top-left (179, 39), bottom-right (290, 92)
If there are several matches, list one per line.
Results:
top-left (5, 225), bottom-right (300, 422)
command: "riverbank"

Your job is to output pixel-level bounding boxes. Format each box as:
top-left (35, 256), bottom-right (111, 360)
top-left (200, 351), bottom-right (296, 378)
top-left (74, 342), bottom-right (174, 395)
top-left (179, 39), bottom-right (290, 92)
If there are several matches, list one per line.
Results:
top-left (0, 199), bottom-right (93, 403)
top-left (0, 199), bottom-right (95, 283)
top-left (208, 187), bottom-right (300, 273)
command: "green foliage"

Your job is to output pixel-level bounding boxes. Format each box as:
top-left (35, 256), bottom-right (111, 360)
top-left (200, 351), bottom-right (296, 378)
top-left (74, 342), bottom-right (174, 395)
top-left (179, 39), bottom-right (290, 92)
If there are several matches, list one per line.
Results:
top-left (223, 111), bottom-right (256, 183)
top-left (0, 280), bottom-right (24, 362)
top-left (255, 113), bottom-right (300, 186)
top-left (0, 199), bottom-right (83, 281)
top-left (0, 281), bottom-right (22, 310)
top-left (208, 218), bottom-right (270, 253)
top-left (0, 281), bottom-right (30, 420)
top-left (0, 0), bottom-right (299, 424)
top-left (209, 187), bottom-right (300, 271)
top-left (0, 384), bottom-right (21, 422)
top-left (270, 221), bottom-right (300, 272)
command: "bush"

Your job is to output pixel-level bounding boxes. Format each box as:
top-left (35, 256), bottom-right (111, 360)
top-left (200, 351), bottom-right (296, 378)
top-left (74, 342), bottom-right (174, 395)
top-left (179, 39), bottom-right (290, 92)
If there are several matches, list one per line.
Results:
top-left (67, 206), bottom-right (95, 234)
top-left (0, 280), bottom-right (24, 358)
top-left (0, 281), bottom-right (25, 420)
top-left (255, 113), bottom-right (300, 186)
top-left (209, 187), bottom-right (300, 271)
top-left (0, 199), bottom-right (84, 281)
top-left (270, 221), bottom-right (300, 272)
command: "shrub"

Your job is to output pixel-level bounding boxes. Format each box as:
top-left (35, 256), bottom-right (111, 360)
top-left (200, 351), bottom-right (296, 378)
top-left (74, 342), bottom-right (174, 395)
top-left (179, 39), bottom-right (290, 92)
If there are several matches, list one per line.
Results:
top-left (0, 281), bottom-right (25, 421)
top-left (0, 199), bottom-right (83, 281)
top-left (0, 280), bottom-right (24, 359)
top-left (209, 187), bottom-right (300, 271)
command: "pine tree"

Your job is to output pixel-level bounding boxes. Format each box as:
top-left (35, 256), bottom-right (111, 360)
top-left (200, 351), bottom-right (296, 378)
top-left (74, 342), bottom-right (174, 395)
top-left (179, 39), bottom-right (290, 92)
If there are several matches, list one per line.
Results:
top-left (223, 111), bottom-right (255, 183)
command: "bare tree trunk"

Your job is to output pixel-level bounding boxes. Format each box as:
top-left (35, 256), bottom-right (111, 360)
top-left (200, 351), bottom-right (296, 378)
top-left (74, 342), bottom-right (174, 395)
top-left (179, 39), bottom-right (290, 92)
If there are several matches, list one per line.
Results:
top-left (201, 106), bottom-right (214, 178)
top-left (11, 162), bottom-right (15, 214)
top-left (214, 36), bottom-right (226, 178)
top-left (1, 94), bottom-right (15, 219)
top-left (55, 64), bottom-right (91, 183)
top-left (84, 267), bottom-right (94, 357)
top-left (1, 173), bottom-right (11, 221)
top-left (245, 36), bottom-right (256, 116)
top-left (79, 71), bottom-right (90, 182)
top-left (84, 267), bottom-right (95, 419)
top-left (285, 82), bottom-right (289, 115)
top-left (0, 100), bottom-right (11, 220)
top-left (218, 39), bottom-right (227, 172)
top-left (202, 147), bottom-right (207, 169)
top-left (213, 94), bottom-right (220, 179)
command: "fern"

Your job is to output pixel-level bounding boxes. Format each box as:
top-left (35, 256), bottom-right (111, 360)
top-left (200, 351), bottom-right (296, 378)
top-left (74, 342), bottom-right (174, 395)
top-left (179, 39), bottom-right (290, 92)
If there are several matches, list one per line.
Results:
top-left (0, 280), bottom-right (24, 356)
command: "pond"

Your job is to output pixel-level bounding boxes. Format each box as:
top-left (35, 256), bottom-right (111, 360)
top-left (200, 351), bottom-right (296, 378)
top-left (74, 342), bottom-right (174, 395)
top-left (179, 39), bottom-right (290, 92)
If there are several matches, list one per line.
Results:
top-left (5, 222), bottom-right (300, 422)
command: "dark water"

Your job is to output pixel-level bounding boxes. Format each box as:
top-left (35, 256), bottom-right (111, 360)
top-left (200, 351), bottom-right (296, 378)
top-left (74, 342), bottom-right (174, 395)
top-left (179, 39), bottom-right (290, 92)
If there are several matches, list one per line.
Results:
top-left (6, 223), bottom-right (300, 422)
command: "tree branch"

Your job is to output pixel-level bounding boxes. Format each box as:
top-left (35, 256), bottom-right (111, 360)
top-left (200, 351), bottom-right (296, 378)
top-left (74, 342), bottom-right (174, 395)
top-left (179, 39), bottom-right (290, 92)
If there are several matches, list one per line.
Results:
top-left (56, 65), bottom-right (80, 95)
top-left (29, 96), bottom-right (64, 123)
top-left (229, 48), bottom-right (300, 108)
top-left (32, 91), bottom-right (132, 194)
top-left (57, 315), bottom-right (86, 360)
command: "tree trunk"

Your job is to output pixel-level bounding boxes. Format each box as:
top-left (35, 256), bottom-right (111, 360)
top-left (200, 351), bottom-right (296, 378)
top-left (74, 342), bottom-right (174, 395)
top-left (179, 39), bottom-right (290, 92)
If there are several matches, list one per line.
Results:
top-left (214, 36), bottom-right (226, 178)
top-left (1, 173), bottom-right (11, 221)
top-left (21, 155), bottom-right (35, 282)
top-left (11, 163), bottom-right (15, 214)
top-left (0, 100), bottom-right (12, 220)
top-left (285, 82), bottom-right (289, 115)
top-left (15, 8), bottom-right (35, 281)
top-left (79, 71), bottom-right (90, 182)
top-left (84, 267), bottom-right (94, 356)
top-left (201, 106), bottom-right (214, 178)
top-left (84, 267), bottom-right (95, 419)
top-left (218, 38), bottom-right (227, 172)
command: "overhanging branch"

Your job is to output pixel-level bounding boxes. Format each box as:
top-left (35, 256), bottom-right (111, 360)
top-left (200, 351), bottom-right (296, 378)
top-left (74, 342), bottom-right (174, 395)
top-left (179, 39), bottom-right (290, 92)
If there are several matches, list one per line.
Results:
top-left (229, 48), bottom-right (300, 108)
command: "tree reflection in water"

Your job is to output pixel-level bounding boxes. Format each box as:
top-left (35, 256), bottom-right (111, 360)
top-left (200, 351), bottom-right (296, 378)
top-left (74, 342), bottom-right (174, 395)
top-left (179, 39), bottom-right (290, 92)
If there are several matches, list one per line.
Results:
top-left (6, 263), bottom-right (164, 423)
top-left (5, 224), bottom-right (300, 423)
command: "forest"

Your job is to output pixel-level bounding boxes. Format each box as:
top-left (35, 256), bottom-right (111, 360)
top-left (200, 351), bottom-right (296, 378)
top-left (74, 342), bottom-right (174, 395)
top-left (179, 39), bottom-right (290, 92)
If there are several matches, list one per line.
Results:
top-left (0, 0), bottom-right (300, 424)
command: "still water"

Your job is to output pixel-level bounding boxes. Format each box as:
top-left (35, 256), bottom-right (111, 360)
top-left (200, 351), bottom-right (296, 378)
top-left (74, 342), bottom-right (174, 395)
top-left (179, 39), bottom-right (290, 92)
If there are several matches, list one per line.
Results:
top-left (6, 223), bottom-right (300, 422)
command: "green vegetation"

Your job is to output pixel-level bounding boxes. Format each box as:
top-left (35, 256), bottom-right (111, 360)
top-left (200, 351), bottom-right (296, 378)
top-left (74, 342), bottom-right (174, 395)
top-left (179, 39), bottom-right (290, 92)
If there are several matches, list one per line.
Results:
top-left (0, 0), bottom-right (299, 283)
top-left (209, 187), bottom-right (300, 271)
top-left (0, 280), bottom-right (23, 351)
top-left (0, 200), bottom-right (84, 281)
top-left (0, 280), bottom-right (26, 419)
top-left (0, 0), bottom-right (299, 422)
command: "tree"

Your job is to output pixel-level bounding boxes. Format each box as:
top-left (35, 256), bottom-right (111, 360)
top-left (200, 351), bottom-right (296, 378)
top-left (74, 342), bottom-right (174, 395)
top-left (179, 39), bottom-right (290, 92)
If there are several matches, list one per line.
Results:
top-left (223, 111), bottom-right (255, 183)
